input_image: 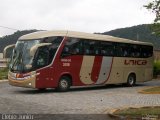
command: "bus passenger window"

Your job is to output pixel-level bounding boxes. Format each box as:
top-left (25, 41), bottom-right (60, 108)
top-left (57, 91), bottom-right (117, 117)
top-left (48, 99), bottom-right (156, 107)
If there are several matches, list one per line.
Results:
top-left (41, 36), bottom-right (63, 63)
top-left (62, 38), bottom-right (82, 56)
top-left (84, 49), bottom-right (90, 54)
top-left (91, 41), bottom-right (100, 56)
top-left (100, 41), bottom-right (115, 56)
top-left (48, 48), bottom-right (56, 64)
top-left (101, 49), bottom-right (107, 55)
top-left (75, 48), bottom-right (80, 53)
top-left (71, 40), bottom-right (83, 55)
top-left (123, 50), bottom-right (128, 57)
top-left (72, 48), bottom-right (80, 54)
top-left (64, 47), bottom-right (69, 52)
top-left (95, 49), bottom-right (100, 55)
top-left (141, 46), bottom-right (153, 58)
top-left (83, 41), bottom-right (89, 55)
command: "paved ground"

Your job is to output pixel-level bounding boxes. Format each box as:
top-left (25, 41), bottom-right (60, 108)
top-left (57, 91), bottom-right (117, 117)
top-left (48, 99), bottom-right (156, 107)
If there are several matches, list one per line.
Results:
top-left (0, 80), bottom-right (160, 120)
top-left (0, 80), bottom-right (160, 116)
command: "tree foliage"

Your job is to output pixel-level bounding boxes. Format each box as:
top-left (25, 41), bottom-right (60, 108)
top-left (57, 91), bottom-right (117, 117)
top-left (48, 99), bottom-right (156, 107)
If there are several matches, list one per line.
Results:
top-left (144, 0), bottom-right (160, 35)
top-left (144, 0), bottom-right (160, 22)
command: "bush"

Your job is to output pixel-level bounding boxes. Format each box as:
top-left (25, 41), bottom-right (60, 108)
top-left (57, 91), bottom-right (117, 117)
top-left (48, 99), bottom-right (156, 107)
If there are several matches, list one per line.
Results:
top-left (0, 68), bottom-right (8, 80)
top-left (153, 60), bottom-right (160, 77)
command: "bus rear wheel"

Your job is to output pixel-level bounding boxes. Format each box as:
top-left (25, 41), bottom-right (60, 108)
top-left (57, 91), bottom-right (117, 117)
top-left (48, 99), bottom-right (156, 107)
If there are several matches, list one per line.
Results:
top-left (127, 74), bottom-right (136, 87)
top-left (57, 76), bottom-right (71, 92)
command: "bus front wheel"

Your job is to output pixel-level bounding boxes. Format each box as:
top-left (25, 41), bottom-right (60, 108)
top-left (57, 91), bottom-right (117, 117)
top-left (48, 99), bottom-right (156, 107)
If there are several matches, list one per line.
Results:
top-left (57, 76), bottom-right (71, 92)
top-left (127, 74), bottom-right (136, 87)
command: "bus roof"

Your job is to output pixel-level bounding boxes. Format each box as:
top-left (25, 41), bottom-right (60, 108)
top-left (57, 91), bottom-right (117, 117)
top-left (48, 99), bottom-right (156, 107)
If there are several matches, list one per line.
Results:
top-left (19, 30), bottom-right (153, 46)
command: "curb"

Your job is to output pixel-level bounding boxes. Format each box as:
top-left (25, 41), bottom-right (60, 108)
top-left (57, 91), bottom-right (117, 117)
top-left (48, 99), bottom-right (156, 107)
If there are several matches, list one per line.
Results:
top-left (107, 109), bottom-right (125, 119)
top-left (107, 107), bottom-right (132, 120)
top-left (0, 80), bottom-right (8, 83)
top-left (138, 86), bottom-right (160, 94)
top-left (107, 106), bottom-right (160, 120)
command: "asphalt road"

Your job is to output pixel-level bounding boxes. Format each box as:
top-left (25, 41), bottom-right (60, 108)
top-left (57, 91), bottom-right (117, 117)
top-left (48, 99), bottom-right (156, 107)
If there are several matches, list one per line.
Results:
top-left (0, 80), bottom-right (160, 119)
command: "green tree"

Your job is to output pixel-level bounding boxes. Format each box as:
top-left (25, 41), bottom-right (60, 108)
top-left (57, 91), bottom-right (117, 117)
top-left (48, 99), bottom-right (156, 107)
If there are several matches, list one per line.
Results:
top-left (144, 0), bottom-right (160, 35)
top-left (144, 0), bottom-right (160, 22)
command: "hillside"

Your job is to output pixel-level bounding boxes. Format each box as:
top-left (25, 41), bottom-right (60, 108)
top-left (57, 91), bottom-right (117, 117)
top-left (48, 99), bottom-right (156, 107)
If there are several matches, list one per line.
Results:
top-left (103, 24), bottom-right (160, 49)
top-left (0, 30), bottom-right (38, 53)
top-left (0, 24), bottom-right (160, 53)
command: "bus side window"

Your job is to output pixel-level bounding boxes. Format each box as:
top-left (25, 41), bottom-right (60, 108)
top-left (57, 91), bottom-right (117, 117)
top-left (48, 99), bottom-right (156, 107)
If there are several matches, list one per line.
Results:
top-left (70, 39), bottom-right (82, 55)
top-left (83, 40), bottom-right (89, 55)
top-left (147, 46), bottom-right (153, 57)
top-left (89, 41), bottom-right (97, 55)
top-left (135, 46), bottom-right (141, 58)
top-left (64, 46), bottom-right (69, 52)
top-left (100, 41), bottom-right (115, 56)
top-left (115, 43), bottom-right (124, 57)
top-left (77, 40), bottom-right (100, 56)
top-left (95, 48), bottom-right (100, 55)
top-left (130, 45), bottom-right (140, 58)
top-left (148, 47), bottom-right (153, 57)
top-left (132, 45), bottom-right (141, 58)
top-left (42, 36), bottom-right (63, 63)
top-left (61, 39), bottom-right (71, 56)
top-left (141, 46), bottom-right (153, 58)
top-left (101, 48), bottom-right (107, 56)
top-left (94, 42), bottom-right (101, 55)
top-left (62, 38), bottom-right (82, 56)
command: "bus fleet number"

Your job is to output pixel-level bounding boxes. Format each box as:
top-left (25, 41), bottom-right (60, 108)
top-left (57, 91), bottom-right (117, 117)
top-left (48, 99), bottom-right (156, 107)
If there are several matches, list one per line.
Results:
top-left (62, 63), bottom-right (70, 67)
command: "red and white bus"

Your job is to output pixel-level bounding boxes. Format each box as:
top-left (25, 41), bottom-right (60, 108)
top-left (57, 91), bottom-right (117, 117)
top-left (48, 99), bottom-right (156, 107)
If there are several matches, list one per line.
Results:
top-left (6, 30), bottom-right (153, 91)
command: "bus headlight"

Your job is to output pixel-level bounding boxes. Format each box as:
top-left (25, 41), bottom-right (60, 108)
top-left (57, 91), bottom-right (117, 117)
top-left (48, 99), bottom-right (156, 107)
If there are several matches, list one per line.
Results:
top-left (9, 71), bottom-right (36, 80)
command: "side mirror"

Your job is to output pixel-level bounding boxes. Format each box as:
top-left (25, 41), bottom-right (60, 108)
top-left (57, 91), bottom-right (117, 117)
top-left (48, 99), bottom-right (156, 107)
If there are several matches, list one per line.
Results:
top-left (30, 43), bottom-right (52, 57)
top-left (3, 44), bottom-right (15, 59)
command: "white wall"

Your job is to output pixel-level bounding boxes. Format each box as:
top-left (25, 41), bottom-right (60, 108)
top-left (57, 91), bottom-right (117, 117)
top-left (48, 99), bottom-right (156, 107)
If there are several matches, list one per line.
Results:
top-left (0, 53), bottom-right (3, 58)
top-left (0, 53), bottom-right (7, 68)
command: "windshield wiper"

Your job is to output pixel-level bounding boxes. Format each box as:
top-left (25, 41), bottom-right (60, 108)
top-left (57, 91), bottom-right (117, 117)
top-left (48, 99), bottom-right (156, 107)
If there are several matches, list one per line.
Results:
top-left (11, 51), bottom-right (19, 70)
top-left (11, 51), bottom-right (23, 72)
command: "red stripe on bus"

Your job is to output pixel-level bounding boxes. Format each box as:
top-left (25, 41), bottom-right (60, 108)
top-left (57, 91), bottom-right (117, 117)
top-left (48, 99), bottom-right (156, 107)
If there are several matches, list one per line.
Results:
top-left (91, 56), bottom-right (102, 83)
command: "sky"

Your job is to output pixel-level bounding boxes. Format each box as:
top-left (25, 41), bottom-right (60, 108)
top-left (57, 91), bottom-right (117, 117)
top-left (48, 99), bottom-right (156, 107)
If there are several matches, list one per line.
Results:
top-left (0, 0), bottom-right (155, 37)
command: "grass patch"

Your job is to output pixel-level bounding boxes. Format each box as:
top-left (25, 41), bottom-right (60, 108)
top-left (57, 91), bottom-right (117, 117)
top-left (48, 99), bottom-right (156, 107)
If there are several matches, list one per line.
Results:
top-left (0, 68), bottom-right (8, 80)
top-left (113, 107), bottom-right (160, 119)
top-left (139, 87), bottom-right (160, 94)
top-left (154, 60), bottom-right (160, 77)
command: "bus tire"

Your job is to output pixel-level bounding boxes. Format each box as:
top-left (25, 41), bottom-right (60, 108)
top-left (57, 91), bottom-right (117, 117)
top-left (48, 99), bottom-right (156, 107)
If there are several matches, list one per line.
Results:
top-left (127, 74), bottom-right (136, 87)
top-left (57, 76), bottom-right (71, 92)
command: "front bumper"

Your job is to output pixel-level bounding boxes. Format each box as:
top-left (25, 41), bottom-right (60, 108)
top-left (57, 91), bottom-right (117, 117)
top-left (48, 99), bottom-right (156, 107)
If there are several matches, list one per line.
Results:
top-left (8, 71), bottom-right (36, 88)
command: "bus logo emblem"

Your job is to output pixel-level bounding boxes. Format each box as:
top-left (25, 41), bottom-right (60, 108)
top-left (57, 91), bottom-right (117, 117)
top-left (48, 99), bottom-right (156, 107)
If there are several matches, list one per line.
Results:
top-left (124, 60), bottom-right (147, 65)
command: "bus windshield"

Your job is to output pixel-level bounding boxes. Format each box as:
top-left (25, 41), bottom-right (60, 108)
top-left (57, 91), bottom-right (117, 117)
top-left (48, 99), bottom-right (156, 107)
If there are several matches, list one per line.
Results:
top-left (10, 40), bottom-right (40, 73)
top-left (10, 36), bottom-right (63, 73)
